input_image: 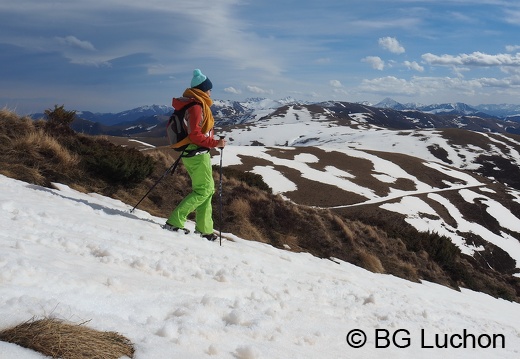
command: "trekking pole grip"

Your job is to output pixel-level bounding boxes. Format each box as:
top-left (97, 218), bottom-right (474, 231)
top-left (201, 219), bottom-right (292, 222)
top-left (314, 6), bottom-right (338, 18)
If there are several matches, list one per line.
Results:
top-left (218, 135), bottom-right (226, 149)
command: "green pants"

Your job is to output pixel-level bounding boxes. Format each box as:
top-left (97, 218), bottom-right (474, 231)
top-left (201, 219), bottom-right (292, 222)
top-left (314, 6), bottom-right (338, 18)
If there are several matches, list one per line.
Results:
top-left (167, 147), bottom-right (215, 234)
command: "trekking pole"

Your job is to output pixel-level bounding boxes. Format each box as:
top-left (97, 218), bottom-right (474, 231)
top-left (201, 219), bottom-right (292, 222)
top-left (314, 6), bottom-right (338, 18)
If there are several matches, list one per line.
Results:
top-left (130, 153), bottom-right (183, 213)
top-left (218, 139), bottom-right (225, 246)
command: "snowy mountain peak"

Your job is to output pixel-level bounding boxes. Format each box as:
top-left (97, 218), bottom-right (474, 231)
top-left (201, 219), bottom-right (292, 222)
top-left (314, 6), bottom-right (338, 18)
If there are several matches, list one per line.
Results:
top-left (375, 97), bottom-right (402, 108)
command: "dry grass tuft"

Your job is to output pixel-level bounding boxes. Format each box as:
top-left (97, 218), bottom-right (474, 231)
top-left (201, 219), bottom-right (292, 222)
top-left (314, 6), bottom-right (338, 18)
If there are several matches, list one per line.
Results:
top-left (355, 249), bottom-right (385, 274)
top-left (11, 128), bottom-right (80, 167)
top-left (0, 112), bottom-right (80, 186)
top-left (0, 109), bottom-right (35, 140)
top-left (229, 197), bottom-right (252, 219)
top-left (0, 164), bottom-right (46, 185)
top-left (330, 214), bottom-right (354, 242)
top-left (227, 197), bottom-right (264, 241)
top-left (146, 148), bottom-right (176, 167)
top-left (0, 317), bottom-right (134, 359)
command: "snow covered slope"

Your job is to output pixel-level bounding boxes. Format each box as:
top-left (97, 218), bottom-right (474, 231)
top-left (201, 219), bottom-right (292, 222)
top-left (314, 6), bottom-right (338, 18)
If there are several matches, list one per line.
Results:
top-left (1, 175), bottom-right (519, 358)
top-left (220, 104), bottom-right (520, 170)
top-left (215, 104), bottom-right (520, 272)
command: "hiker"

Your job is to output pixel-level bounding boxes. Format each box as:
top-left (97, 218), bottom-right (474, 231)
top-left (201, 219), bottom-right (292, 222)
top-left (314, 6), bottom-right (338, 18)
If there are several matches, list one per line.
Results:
top-left (163, 69), bottom-right (227, 241)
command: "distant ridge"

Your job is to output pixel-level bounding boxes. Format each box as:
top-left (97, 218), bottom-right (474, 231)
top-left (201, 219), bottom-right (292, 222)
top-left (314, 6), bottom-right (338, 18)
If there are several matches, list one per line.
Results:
top-left (30, 98), bottom-right (520, 126)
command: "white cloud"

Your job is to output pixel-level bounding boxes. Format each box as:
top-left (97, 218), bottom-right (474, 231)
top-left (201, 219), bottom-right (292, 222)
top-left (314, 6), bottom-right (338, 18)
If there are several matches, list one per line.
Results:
top-left (378, 37), bottom-right (405, 54)
top-left (451, 66), bottom-right (471, 78)
top-left (329, 80), bottom-right (343, 87)
top-left (360, 76), bottom-right (418, 95)
top-left (506, 45), bottom-right (520, 52)
top-left (422, 52), bottom-right (520, 67)
top-left (4, 0), bottom-right (520, 110)
top-left (362, 56), bottom-right (385, 70)
top-left (333, 88), bottom-right (349, 96)
top-left (55, 35), bottom-right (96, 51)
top-left (224, 86), bottom-right (241, 94)
top-left (501, 67), bottom-right (520, 75)
top-left (504, 9), bottom-right (520, 26)
top-left (404, 61), bottom-right (424, 72)
top-left (246, 85), bottom-right (273, 95)
top-left (359, 74), bottom-right (520, 100)
top-left (446, 11), bottom-right (477, 23)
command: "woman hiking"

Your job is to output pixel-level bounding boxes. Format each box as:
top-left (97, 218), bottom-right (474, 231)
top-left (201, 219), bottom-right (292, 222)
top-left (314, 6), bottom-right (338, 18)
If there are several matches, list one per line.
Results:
top-left (163, 69), bottom-right (226, 241)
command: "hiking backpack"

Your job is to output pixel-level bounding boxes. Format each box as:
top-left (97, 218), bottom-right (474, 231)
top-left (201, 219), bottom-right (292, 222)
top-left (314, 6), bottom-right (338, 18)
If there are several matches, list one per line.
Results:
top-left (166, 102), bottom-right (199, 152)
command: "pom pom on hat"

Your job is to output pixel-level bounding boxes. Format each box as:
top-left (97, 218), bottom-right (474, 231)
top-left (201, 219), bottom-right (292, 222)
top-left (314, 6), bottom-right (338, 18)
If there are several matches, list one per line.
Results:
top-left (190, 69), bottom-right (206, 87)
top-left (190, 69), bottom-right (213, 92)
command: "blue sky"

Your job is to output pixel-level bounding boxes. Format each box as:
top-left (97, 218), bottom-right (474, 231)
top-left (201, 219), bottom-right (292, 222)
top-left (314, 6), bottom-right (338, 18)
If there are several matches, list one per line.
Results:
top-left (1, 0), bottom-right (520, 114)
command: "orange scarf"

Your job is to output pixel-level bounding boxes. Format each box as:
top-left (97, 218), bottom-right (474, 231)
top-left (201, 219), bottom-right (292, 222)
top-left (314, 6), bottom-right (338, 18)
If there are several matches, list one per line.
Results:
top-left (182, 88), bottom-right (214, 134)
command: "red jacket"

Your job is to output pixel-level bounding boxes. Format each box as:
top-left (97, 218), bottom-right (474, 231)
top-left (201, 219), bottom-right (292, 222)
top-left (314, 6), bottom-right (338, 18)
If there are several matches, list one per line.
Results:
top-left (172, 97), bottom-right (219, 149)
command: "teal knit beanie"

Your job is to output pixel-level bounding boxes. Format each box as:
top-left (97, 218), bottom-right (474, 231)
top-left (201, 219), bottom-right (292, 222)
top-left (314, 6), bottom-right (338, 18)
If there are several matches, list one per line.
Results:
top-left (190, 69), bottom-right (213, 92)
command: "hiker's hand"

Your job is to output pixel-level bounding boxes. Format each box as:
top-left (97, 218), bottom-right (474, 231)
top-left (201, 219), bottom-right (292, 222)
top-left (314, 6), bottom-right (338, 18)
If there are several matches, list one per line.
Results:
top-left (217, 138), bottom-right (227, 148)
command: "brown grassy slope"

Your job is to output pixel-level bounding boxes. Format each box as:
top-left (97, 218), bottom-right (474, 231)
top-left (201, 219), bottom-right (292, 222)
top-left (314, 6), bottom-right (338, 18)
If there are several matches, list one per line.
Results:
top-left (1, 109), bottom-right (518, 302)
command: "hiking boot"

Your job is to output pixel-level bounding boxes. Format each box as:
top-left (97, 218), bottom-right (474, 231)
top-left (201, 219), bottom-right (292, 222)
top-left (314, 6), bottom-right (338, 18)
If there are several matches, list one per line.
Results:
top-left (195, 230), bottom-right (218, 241)
top-left (162, 223), bottom-right (190, 234)
top-left (201, 233), bottom-right (218, 241)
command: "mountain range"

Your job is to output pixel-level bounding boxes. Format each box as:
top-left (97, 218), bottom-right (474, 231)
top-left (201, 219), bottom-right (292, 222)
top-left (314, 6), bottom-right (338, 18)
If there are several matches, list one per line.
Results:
top-left (31, 97), bottom-right (520, 125)
top-left (374, 97), bottom-right (520, 121)
top-left (30, 98), bottom-right (520, 140)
